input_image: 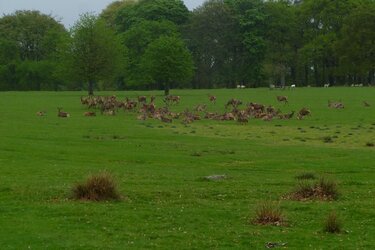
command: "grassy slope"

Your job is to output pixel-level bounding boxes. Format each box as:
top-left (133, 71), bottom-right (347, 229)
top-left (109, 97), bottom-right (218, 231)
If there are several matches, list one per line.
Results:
top-left (0, 88), bottom-right (374, 249)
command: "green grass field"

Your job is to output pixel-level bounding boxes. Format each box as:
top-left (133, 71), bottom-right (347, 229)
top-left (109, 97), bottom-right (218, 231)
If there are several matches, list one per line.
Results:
top-left (1, 88), bottom-right (374, 249)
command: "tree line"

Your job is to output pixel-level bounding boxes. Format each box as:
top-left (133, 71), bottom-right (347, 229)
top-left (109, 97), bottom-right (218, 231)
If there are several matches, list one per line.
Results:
top-left (0, 0), bottom-right (374, 94)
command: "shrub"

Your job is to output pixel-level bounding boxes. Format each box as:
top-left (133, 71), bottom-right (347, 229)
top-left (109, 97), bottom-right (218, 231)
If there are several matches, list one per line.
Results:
top-left (324, 211), bottom-right (342, 233)
top-left (253, 202), bottom-right (285, 226)
top-left (295, 172), bottom-right (316, 180)
top-left (72, 172), bottom-right (121, 201)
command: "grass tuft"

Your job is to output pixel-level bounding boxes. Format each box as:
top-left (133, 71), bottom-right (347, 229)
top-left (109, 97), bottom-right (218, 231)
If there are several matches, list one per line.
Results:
top-left (72, 172), bottom-right (121, 201)
top-left (290, 177), bottom-right (339, 201)
top-left (252, 202), bottom-right (285, 226)
top-left (324, 211), bottom-right (342, 233)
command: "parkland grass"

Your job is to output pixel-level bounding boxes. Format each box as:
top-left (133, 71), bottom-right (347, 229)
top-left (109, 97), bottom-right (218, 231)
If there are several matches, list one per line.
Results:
top-left (0, 88), bottom-right (375, 249)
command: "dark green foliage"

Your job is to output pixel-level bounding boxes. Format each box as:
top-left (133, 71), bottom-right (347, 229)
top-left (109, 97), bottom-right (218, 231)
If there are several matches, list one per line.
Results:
top-left (324, 211), bottom-right (342, 233)
top-left (72, 172), bottom-right (121, 201)
top-left (62, 13), bottom-right (127, 95)
top-left (140, 35), bottom-right (194, 95)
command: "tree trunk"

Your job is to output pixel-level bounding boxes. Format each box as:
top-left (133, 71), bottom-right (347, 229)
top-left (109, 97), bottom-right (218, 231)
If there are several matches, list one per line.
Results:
top-left (88, 79), bottom-right (94, 96)
top-left (164, 84), bottom-right (170, 96)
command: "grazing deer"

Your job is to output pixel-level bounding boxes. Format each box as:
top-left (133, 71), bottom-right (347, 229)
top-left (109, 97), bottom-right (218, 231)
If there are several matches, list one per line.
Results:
top-left (57, 108), bottom-right (70, 118)
top-left (276, 96), bottom-right (288, 104)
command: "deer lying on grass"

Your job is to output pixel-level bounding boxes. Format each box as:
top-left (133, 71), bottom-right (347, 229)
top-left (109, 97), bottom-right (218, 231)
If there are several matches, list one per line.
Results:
top-left (276, 96), bottom-right (288, 104)
top-left (328, 100), bottom-right (344, 109)
top-left (138, 96), bottom-right (147, 103)
top-left (363, 101), bottom-right (370, 107)
top-left (84, 111), bottom-right (96, 116)
top-left (297, 108), bottom-right (311, 120)
top-left (36, 111), bottom-right (46, 116)
top-left (57, 108), bottom-right (70, 118)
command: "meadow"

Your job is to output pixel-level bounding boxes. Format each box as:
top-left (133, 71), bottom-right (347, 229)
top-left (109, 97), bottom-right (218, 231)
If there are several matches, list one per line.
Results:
top-left (0, 88), bottom-right (374, 249)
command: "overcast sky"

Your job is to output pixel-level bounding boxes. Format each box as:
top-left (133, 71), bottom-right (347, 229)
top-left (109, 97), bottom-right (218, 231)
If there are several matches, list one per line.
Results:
top-left (0, 0), bottom-right (205, 28)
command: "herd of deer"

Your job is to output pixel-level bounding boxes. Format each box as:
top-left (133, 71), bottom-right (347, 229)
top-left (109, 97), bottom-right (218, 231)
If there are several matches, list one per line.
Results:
top-left (36, 94), bottom-right (370, 124)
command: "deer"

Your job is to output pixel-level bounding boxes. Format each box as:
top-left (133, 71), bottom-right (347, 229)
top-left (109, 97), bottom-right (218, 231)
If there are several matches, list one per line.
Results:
top-left (208, 95), bottom-right (217, 104)
top-left (57, 108), bottom-right (70, 118)
top-left (297, 108), bottom-right (311, 120)
top-left (36, 111), bottom-right (46, 116)
top-left (84, 111), bottom-right (96, 116)
top-left (138, 96), bottom-right (147, 103)
top-left (276, 96), bottom-right (288, 104)
top-left (363, 101), bottom-right (371, 107)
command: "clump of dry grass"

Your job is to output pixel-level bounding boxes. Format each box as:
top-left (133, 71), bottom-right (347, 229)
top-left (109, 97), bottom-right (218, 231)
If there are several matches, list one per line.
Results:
top-left (290, 177), bottom-right (339, 201)
top-left (72, 172), bottom-right (121, 201)
top-left (252, 202), bottom-right (285, 226)
top-left (324, 211), bottom-right (342, 233)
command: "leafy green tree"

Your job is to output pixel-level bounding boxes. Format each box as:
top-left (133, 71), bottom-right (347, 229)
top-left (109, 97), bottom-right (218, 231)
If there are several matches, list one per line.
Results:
top-left (225, 0), bottom-right (267, 87)
top-left (0, 11), bottom-right (67, 90)
top-left (0, 10), bottom-right (66, 61)
top-left (140, 36), bottom-right (194, 95)
top-left (336, 2), bottom-right (375, 84)
top-left (122, 20), bottom-right (179, 86)
top-left (63, 13), bottom-right (127, 95)
top-left (185, 0), bottom-right (240, 88)
top-left (115, 0), bottom-right (189, 32)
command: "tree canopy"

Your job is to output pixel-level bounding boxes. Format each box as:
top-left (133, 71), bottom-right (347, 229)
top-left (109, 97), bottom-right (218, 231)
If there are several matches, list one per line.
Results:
top-left (0, 0), bottom-right (374, 91)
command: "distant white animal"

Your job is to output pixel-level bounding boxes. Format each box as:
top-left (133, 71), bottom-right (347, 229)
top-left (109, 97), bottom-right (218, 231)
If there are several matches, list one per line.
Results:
top-left (237, 85), bottom-right (246, 89)
top-left (324, 83), bottom-right (330, 88)
top-left (291, 84), bottom-right (296, 88)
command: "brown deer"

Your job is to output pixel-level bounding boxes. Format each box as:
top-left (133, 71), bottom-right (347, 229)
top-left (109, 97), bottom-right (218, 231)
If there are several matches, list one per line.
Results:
top-left (297, 108), bottom-right (311, 120)
top-left (276, 96), bottom-right (288, 104)
top-left (36, 111), bottom-right (46, 116)
top-left (138, 96), bottom-right (147, 103)
top-left (84, 111), bottom-right (96, 116)
top-left (208, 95), bottom-right (217, 104)
top-left (57, 108), bottom-right (70, 118)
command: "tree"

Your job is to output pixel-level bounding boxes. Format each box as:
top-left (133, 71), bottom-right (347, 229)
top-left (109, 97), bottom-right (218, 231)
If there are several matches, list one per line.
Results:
top-left (0, 10), bottom-right (68, 90)
top-left (64, 13), bottom-right (127, 95)
top-left (336, 2), bottom-right (375, 85)
top-left (185, 0), bottom-right (240, 88)
top-left (122, 20), bottom-right (179, 87)
top-left (115, 0), bottom-right (189, 32)
top-left (140, 36), bottom-right (194, 95)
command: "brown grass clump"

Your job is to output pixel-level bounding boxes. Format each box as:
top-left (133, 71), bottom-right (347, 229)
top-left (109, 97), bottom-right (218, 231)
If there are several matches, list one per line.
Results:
top-left (290, 177), bottom-right (339, 201)
top-left (252, 202), bottom-right (285, 226)
top-left (72, 172), bottom-right (121, 201)
top-left (324, 211), bottom-right (342, 233)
